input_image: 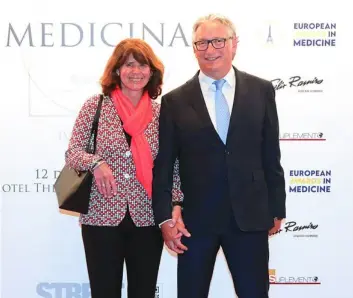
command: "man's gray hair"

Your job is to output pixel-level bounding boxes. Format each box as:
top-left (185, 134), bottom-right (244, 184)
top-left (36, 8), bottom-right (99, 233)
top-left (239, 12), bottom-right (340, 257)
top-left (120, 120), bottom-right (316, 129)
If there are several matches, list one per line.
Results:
top-left (192, 14), bottom-right (237, 42)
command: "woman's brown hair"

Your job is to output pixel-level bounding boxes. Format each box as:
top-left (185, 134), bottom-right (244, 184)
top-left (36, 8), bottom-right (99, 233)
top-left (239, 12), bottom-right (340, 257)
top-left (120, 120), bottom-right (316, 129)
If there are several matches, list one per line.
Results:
top-left (100, 38), bottom-right (164, 99)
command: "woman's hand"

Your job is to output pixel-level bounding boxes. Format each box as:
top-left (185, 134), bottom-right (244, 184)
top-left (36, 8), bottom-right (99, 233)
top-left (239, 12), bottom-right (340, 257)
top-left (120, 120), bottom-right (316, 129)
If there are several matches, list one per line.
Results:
top-left (93, 162), bottom-right (117, 198)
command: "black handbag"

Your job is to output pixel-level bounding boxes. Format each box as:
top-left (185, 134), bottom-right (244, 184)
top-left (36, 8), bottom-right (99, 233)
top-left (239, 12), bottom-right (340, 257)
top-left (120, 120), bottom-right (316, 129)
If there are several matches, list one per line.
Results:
top-left (54, 95), bottom-right (103, 214)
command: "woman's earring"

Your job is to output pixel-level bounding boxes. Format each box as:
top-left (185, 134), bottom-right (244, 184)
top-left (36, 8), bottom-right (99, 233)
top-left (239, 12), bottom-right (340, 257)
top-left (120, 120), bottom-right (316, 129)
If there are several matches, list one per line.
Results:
top-left (116, 69), bottom-right (120, 75)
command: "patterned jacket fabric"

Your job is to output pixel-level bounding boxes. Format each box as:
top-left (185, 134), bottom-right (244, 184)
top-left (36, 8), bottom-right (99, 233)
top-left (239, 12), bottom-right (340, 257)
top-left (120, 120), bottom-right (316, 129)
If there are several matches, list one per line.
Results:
top-left (65, 94), bottom-right (183, 226)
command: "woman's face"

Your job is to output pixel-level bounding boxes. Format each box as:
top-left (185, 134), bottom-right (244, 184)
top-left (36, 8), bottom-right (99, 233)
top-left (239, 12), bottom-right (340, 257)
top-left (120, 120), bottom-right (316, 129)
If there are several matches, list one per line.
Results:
top-left (118, 54), bottom-right (152, 92)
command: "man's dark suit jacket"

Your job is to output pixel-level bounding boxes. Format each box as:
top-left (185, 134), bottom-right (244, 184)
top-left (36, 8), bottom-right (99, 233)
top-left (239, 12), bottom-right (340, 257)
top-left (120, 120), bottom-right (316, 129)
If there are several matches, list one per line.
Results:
top-left (152, 67), bottom-right (286, 233)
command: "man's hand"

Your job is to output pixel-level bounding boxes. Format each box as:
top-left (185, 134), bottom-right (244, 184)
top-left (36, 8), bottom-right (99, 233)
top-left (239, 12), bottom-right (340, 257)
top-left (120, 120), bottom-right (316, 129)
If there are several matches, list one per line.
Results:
top-left (161, 221), bottom-right (190, 254)
top-left (269, 218), bottom-right (283, 235)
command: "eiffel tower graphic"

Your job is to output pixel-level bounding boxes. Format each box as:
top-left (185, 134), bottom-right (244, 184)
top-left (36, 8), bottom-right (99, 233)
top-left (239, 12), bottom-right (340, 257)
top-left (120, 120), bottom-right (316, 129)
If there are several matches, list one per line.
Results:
top-left (267, 25), bottom-right (273, 43)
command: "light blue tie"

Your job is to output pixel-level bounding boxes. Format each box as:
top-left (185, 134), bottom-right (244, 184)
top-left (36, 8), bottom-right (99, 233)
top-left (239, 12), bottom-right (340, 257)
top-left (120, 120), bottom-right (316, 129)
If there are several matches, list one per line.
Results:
top-left (213, 79), bottom-right (230, 144)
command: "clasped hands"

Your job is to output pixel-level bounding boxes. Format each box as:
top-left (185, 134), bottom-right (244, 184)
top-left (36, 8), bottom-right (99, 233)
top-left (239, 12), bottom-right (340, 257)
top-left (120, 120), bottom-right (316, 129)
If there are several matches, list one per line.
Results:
top-left (160, 206), bottom-right (191, 254)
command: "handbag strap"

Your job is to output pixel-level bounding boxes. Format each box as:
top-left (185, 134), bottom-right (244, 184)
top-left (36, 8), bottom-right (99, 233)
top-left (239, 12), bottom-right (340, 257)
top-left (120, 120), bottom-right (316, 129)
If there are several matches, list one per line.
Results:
top-left (86, 94), bottom-right (104, 154)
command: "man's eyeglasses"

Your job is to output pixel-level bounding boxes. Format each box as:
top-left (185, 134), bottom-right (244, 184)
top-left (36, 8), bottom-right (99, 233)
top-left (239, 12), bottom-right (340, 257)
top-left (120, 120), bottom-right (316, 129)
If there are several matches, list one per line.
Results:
top-left (194, 37), bottom-right (233, 51)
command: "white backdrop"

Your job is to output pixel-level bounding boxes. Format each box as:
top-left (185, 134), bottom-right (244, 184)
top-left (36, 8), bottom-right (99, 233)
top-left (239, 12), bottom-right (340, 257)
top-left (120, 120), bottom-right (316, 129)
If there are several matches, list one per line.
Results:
top-left (1, 0), bottom-right (352, 297)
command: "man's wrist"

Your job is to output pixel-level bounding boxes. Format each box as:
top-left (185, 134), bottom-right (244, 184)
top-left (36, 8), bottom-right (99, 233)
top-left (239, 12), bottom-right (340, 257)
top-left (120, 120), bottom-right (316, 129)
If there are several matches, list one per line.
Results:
top-left (171, 201), bottom-right (183, 210)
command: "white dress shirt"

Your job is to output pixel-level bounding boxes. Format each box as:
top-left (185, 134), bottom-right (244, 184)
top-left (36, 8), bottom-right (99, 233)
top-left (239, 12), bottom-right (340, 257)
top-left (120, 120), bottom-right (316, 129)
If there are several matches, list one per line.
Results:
top-left (198, 67), bottom-right (236, 130)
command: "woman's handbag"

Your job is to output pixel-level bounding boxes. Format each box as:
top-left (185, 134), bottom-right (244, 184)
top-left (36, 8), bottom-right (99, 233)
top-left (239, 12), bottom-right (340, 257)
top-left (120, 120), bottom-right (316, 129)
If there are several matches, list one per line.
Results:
top-left (54, 95), bottom-right (103, 214)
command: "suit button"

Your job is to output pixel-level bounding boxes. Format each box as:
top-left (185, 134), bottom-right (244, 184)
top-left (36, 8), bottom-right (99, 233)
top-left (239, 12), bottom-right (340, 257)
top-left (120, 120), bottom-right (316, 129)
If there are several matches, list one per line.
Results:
top-left (225, 150), bottom-right (230, 155)
top-left (124, 173), bottom-right (131, 179)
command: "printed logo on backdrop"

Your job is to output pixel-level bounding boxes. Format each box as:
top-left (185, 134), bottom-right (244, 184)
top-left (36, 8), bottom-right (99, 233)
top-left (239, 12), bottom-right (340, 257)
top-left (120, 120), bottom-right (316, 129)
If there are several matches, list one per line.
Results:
top-left (5, 23), bottom-right (190, 48)
top-left (280, 132), bottom-right (326, 141)
top-left (269, 220), bottom-right (319, 238)
top-left (255, 21), bottom-right (289, 48)
top-left (36, 283), bottom-right (92, 298)
top-left (0, 168), bottom-right (59, 194)
top-left (5, 22), bottom-right (190, 118)
top-left (269, 269), bottom-right (321, 285)
top-left (36, 282), bottom-right (162, 298)
top-left (293, 22), bottom-right (336, 47)
top-left (289, 170), bottom-right (331, 194)
top-left (155, 284), bottom-right (163, 298)
top-left (266, 25), bottom-right (274, 44)
top-left (271, 75), bottom-right (324, 93)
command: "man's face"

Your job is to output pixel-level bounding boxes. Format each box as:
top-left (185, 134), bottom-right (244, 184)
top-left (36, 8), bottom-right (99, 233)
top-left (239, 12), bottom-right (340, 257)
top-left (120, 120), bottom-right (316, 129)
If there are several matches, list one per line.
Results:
top-left (193, 21), bottom-right (237, 80)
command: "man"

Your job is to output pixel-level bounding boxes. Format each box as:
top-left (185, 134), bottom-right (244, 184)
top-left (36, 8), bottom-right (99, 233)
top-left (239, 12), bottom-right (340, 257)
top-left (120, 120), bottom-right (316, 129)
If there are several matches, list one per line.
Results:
top-left (152, 14), bottom-right (286, 298)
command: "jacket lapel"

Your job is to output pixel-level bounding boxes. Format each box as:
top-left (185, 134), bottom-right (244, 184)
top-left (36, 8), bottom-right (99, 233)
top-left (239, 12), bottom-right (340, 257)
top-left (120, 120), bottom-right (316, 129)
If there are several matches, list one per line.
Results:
top-left (104, 96), bottom-right (121, 127)
top-left (227, 67), bottom-right (248, 141)
top-left (186, 72), bottom-right (222, 143)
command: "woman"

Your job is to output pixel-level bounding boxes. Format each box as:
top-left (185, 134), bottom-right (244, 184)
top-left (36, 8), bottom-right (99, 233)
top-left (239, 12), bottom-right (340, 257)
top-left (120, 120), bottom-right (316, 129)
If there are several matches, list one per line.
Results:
top-left (65, 38), bottom-right (183, 298)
